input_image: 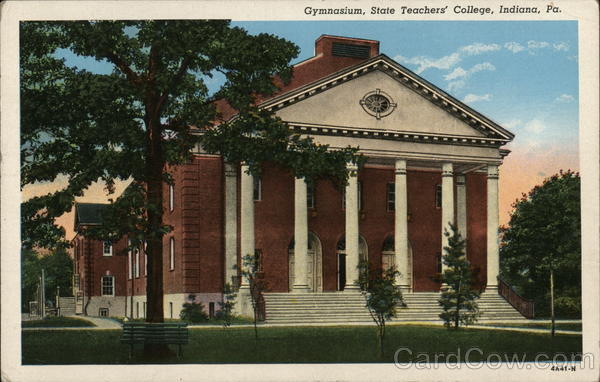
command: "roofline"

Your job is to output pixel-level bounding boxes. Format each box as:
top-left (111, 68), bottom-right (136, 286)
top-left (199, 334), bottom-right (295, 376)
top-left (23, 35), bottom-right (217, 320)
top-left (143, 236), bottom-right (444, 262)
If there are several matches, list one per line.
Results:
top-left (258, 54), bottom-right (514, 142)
top-left (315, 34), bottom-right (380, 45)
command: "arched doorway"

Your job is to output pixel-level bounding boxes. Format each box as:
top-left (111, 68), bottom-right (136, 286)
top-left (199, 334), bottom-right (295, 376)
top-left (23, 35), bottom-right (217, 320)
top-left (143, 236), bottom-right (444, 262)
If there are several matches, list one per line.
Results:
top-left (381, 235), bottom-right (413, 290)
top-left (336, 235), bottom-right (368, 291)
top-left (288, 232), bottom-right (323, 292)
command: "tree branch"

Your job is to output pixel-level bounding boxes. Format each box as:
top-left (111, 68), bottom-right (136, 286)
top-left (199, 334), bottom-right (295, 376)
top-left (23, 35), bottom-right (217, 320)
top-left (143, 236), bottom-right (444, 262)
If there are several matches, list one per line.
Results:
top-left (156, 56), bottom-right (192, 116)
top-left (105, 51), bottom-right (142, 86)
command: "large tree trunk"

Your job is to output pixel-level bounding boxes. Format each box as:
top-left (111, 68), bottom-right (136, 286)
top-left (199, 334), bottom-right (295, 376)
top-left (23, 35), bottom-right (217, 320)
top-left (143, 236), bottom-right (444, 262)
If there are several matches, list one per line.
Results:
top-left (144, 113), bottom-right (169, 357)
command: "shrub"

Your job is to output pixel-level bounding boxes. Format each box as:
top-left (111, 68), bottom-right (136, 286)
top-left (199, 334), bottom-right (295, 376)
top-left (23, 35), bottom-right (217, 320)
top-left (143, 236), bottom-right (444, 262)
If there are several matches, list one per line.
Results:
top-left (554, 296), bottom-right (581, 318)
top-left (179, 294), bottom-right (209, 323)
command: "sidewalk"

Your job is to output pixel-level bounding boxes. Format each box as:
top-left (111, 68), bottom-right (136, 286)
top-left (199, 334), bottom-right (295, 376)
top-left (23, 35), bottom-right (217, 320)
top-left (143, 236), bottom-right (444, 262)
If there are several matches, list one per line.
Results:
top-left (22, 315), bottom-right (122, 331)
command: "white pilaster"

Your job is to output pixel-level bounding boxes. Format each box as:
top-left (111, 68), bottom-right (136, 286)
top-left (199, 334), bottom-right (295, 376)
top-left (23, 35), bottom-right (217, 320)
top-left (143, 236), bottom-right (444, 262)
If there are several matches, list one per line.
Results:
top-left (224, 163), bottom-right (238, 287)
top-left (441, 163), bottom-right (454, 273)
top-left (394, 159), bottom-right (409, 290)
top-left (345, 163), bottom-right (360, 291)
top-left (293, 178), bottom-right (309, 292)
top-left (239, 164), bottom-right (255, 289)
top-left (486, 165), bottom-right (500, 289)
top-left (456, 175), bottom-right (467, 255)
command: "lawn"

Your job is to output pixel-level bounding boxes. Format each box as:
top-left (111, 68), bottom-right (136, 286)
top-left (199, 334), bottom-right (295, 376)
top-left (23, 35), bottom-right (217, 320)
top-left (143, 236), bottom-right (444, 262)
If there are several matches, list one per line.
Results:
top-left (22, 325), bottom-right (582, 364)
top-left (22, 316), bottom-right (96, 328)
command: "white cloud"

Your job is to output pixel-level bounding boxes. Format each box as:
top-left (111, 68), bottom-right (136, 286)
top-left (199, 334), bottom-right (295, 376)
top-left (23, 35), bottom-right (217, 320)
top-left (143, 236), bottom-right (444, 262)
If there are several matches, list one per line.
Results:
top-left (395, 52), bottom-right (460, 74)
top-left (504, 41), bottom-right (525, 53)
top-left (459, 43), bottom-right (501, 55)
top-left (524, 119), bottom-right (546, 134)
top-left (463, 93), bottom-right (492, 103)
top-left (502, 119), bottom-right (522, 130)
top-left (555, 94), bottom-right (575, 103)
top-left (527, 40), bottom-right (550, 50)
top-left (443, 62), bottom-right (495, 81)
top-left (444, 67), bottom-right (468, 81)
top-left (553, 42), bottom-right (570, 51)
top-left (447, 80), bottom-right (465, 92)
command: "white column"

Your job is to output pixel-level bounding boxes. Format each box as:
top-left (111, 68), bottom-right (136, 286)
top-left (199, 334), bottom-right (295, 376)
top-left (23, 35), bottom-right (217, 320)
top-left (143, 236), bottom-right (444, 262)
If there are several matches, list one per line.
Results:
top-left (441, 163), bottom-right (454, 273)
top-left (345, 163), bottom-right (360, 291)
top-left (456, 175), bottom-right (467, 255)
top-left (486, 165), bottom-right (500, 289)
top-left (224, 163), bottom-right (238, 287)
top-left (293, 178), bottom-right (309, 292)
top-left (394, 159), bottom-right (409, 290)
top-left (239, 163), bottom-right (255, 289)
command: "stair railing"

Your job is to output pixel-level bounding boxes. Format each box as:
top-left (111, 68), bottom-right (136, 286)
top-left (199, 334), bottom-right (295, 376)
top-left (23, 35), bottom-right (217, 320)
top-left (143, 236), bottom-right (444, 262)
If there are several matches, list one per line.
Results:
top-left (497, 276), bottom-right (535, 318)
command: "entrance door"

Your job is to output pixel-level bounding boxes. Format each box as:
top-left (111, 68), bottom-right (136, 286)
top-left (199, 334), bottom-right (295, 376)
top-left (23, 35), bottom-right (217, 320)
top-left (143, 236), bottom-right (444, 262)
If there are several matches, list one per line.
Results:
top-left (337, 253), bottom-right (346, 291)
top-left (288, 233), bottom-right (323, 292)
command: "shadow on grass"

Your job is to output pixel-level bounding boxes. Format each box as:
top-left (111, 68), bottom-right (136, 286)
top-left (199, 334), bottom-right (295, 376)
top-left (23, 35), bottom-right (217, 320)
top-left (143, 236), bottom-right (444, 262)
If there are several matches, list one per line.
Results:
top-left (22, 325), bottom-right (582, 365)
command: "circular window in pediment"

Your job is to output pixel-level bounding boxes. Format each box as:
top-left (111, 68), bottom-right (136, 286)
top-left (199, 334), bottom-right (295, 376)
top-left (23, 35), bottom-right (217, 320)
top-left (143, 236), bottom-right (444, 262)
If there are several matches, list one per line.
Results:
top-left (360, 89), bottom-right (396, 119)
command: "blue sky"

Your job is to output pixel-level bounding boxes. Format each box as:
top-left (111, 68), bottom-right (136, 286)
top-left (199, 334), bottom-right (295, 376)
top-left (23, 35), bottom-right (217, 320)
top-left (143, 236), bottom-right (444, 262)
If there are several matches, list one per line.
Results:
top-left (53, 20), bottom-right (579, 225)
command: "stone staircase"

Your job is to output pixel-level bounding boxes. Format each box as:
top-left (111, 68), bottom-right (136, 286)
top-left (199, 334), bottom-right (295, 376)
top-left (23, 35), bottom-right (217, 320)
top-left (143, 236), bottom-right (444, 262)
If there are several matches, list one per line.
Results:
top-left (263, 291), bottom-right (526, 324)
top-left (58, 297), bottom-right (76, 316)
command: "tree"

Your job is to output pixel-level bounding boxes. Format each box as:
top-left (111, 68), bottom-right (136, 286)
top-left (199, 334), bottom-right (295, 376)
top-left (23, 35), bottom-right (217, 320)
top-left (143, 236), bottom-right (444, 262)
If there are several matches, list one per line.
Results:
top-left (438, 224), bottom-right (481, 329)
top-left (357, 259), bottom-right (404, 357)
top-left (21, 20), bottom-right (360, 336)
top-left (241, 252), bottom-right (268, 339)
top-left (501, 170), bottom-right (581, 335)
top-left (216, 282), bottom-right (237, 328)
top-left (21, 249), bottom-right (73, 312)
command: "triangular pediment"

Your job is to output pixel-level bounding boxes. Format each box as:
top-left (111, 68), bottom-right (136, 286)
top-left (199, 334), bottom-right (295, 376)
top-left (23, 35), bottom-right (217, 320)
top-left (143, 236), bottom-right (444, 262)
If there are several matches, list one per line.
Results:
top-left (261, 55), bottom-right (513, 145)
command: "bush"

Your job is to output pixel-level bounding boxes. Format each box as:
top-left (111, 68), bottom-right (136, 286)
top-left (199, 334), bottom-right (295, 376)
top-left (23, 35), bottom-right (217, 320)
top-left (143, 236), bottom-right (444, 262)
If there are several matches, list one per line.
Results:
top-left (179, 295), bottom-right (209, 323)
top-left (554, 297), bottom-right (581, 318)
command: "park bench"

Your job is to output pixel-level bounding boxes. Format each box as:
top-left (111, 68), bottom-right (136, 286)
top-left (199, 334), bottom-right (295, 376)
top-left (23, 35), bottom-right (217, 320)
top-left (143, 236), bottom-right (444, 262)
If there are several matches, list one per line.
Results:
top-left (120, 322), bottom-right (189, 358)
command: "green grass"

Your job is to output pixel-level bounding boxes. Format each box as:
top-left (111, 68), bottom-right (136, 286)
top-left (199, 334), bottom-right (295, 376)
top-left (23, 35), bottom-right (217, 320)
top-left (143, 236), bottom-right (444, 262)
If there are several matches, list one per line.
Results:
top-left (478, 322), bottom-right (582, 331)
top-left (22, 325), bottom-right (581, 364)
top-left (22, 316), bottom-right (96, 328)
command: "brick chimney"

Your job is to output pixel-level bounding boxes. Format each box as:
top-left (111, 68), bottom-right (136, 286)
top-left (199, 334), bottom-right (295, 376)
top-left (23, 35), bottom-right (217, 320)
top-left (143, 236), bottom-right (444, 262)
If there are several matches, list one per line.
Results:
top-left (314, 35), bottom-right (380, 59)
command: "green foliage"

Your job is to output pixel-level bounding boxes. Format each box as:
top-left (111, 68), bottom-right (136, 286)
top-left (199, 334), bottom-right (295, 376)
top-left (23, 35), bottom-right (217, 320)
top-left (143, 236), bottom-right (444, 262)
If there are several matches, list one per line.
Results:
top-left (500, 170), bottom-right (581, 317)
top-left (21, 249), bottom-right (73, 312)
top-left (241, 252), bottom-right (268, 338)
top-left (202, 108), bottom-right (362, 185)
top-left (357, 259), bottom-right (404, 357)
top-left (553, 296), bottom-right (581, 318)
top-left (438, 224), bottom-right (481, 329)
top-left (216, 282), bottom-right (237, 328)
top-left (179, 294), bottom-right (209, 323)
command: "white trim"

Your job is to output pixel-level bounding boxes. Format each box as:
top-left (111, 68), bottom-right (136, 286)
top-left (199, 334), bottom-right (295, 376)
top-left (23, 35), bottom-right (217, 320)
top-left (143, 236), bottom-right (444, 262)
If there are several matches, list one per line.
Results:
top-left (127, 240), bottom-right (132, 280)
top-left (169, 184), bottom-right (174, 211)
top-left (169, 237), bottom-right (175, 271)
top-left (134, 248), bottom-right (140, 278)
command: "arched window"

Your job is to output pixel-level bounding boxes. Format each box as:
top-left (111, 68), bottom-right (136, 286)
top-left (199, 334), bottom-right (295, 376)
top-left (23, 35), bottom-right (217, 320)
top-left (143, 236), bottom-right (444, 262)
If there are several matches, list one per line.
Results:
top-left (169, 237), bottom-right (175, 271)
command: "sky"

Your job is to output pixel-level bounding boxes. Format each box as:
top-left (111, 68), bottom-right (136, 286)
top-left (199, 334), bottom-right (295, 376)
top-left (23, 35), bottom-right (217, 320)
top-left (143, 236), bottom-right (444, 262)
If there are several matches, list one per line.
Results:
top-left (25, 20), bottom-right (579, 240)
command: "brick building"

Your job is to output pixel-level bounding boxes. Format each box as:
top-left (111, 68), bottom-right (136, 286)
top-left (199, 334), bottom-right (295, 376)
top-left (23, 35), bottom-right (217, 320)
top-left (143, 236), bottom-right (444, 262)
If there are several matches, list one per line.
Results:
top-left (72, 35), bottom-right (521, 321)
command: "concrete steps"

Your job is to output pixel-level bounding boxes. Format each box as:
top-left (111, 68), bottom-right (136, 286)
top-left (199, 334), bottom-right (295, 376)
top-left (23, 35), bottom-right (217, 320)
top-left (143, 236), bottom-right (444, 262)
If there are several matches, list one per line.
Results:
top-left (263, 291), bottom-right (527, 324)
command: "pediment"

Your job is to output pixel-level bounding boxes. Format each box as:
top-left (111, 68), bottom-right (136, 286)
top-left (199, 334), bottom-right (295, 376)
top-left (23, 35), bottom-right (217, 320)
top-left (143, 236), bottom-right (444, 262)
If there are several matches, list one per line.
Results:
top-left (262, 56), bottom-right (513, 145)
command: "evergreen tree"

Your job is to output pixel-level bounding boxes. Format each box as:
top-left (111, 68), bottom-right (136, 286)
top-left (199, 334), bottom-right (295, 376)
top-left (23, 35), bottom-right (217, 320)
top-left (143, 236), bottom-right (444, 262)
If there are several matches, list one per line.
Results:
top-left (357, 260), bottom-right (404, 357)
top-left (438, 224), bottom-right (481, 329)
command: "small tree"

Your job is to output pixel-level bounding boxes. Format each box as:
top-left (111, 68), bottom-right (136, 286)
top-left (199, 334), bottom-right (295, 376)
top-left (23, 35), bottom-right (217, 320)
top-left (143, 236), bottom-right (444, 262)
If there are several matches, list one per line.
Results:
top-left (357, 259), bottom-right (404, 357)
top-left (241, 252), bottom-right (268, 339)
top-left (438, 224), bottom-right (481, 329)
top-left (180, 294), bottom-right (209, 323)
top-left (216, 282), bottom-right (237, 328)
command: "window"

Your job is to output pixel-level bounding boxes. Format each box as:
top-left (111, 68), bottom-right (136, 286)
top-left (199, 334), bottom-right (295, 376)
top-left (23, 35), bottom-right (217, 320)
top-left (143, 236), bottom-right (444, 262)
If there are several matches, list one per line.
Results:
top-left (169, 302), bottom-right (173, 319)
top-left (435, 185), bottom-right (442, 209)
top-left (307, 181), bottom-right (315, 209)
top-left (127, 240), bottom-right (132, 280)
top-left (103, 241), bottom-right (113, 256)
top-left (209, 302), bottom-right (215, 319)
top-left (73, 274), bottom-right (80, 290)
top-left (255, 249), bottom-right (263, 272)
top-left (143, 302), bottom-right (146, 318)
top-left (169, 184), bottom-right (174, 211)
top-left (144, 247), bottom-right (148, 276)
top-left (101, 276), bottom-right (114, 296)
top-left (387, 183), bottom-right (395, 211)
top-left (136, 302), bottom-right (139, 318)
top-left (99, 308), bottom-right (109, 317)
top-left (135, 247), bottom-right (140, 278)
top-left (253, 176), bottom-right (262, 201)
top-left (169, 237), bottom-right (175, 271)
